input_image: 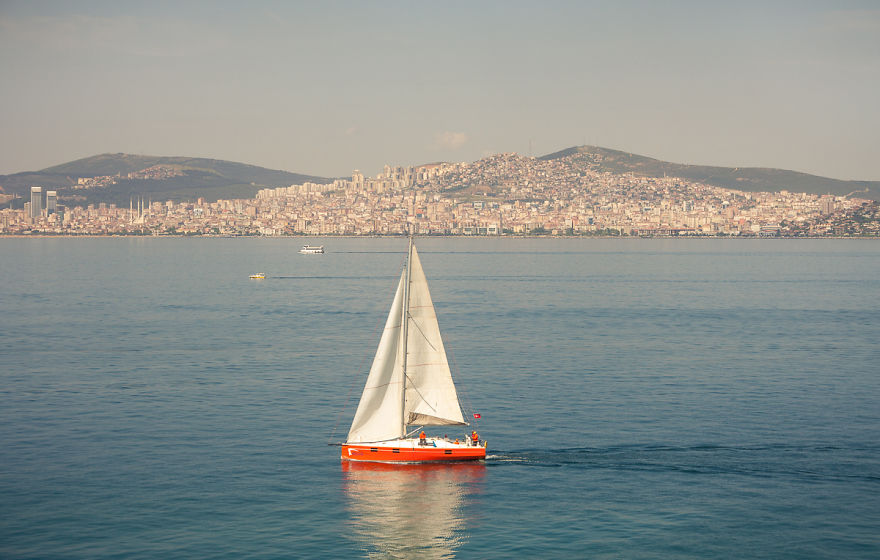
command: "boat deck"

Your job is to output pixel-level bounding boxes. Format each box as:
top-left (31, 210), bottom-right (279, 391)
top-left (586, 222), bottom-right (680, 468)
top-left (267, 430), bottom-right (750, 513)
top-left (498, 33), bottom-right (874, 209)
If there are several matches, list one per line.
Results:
top-left (342, 437), bottom-right (486, 463)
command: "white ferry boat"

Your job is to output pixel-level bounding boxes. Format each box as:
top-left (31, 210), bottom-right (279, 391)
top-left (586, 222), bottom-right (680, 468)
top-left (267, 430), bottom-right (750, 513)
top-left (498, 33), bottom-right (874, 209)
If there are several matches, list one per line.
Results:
top-left (299, 245), bottom-right (325, 254)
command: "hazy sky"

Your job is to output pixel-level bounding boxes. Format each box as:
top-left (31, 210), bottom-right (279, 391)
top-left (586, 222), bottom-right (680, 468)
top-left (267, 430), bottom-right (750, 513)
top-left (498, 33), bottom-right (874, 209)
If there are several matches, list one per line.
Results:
top-left (1, 1), bottom-right (878, 180)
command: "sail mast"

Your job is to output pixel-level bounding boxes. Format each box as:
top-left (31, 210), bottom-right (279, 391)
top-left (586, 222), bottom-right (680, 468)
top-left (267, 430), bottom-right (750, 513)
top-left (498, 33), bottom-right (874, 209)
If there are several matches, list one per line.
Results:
top-left (400, 232), bottom-right (414, 435)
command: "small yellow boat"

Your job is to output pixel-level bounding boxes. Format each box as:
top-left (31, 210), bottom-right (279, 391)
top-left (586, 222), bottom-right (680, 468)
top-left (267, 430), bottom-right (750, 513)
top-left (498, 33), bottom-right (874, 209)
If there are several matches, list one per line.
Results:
top-left (249, 273), bottom-right (266, 279)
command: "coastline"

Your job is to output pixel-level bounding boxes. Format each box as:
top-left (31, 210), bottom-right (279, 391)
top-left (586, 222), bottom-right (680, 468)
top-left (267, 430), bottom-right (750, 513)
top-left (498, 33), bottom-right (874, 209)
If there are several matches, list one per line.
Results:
top-left (1, 233), bottom-right (878, 240)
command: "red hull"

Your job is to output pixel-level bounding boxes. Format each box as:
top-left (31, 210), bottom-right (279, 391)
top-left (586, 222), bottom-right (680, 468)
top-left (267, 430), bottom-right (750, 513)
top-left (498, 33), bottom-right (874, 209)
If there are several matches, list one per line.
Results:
top-left (342, 443), bottom-right (486, 463)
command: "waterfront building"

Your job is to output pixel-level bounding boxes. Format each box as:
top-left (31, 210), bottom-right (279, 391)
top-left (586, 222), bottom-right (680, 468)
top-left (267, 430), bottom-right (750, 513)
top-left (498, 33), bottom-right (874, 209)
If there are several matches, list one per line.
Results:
top-left (47, 191), bottom-right (57, 215)
top-left (30, 186), bottom-right (42, 218)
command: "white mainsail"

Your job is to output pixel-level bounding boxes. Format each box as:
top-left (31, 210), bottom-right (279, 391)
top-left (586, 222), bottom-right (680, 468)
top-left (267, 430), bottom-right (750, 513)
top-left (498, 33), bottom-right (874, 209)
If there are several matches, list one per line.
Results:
top-left (346, 243), bottom-right (466, 444)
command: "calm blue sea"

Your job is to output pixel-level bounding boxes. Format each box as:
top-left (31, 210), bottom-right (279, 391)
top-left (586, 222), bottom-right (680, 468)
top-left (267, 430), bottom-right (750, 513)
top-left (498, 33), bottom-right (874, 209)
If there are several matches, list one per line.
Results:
top-left (1, 237), bottom-right (879, 559)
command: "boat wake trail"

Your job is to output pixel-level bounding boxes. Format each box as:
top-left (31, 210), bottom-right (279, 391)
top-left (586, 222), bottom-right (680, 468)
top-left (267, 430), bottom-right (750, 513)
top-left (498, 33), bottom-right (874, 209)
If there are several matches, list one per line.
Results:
top-left (487, 444), bottom-right (880, 483)
top-left (273, 275), bottom-right (396, 280)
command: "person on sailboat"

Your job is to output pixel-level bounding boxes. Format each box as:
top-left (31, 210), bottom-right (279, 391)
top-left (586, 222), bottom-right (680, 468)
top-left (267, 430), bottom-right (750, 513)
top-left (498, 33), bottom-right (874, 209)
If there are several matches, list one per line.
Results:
top-left (419, 431), bottom-right (427, 446)
top-left (471, 431), bottom-right (479, 446)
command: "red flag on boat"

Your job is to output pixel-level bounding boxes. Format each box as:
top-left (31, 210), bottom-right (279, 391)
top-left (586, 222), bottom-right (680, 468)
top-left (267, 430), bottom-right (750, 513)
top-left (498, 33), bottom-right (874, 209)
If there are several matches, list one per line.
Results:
top-left (473, 413), bottom-right (481, 419)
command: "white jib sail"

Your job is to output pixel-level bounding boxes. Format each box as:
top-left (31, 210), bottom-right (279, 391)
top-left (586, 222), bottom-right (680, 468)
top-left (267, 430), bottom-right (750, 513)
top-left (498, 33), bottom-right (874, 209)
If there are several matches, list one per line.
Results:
top-left (346, 271), bottom-right (407, 443)
top-left (403, 247), bottom-right (467, 426)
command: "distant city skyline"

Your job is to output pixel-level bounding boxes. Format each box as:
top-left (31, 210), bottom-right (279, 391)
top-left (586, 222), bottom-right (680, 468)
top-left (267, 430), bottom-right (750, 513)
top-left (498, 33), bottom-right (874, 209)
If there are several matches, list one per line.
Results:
top-left (1, 1), bottom-right (879, 180)
top-left (5, 152), bottom-right (876, 237)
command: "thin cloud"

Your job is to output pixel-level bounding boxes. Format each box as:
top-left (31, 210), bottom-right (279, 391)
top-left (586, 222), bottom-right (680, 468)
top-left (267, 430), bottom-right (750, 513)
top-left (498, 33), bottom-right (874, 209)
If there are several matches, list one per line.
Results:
top-left (435, 131), bottom-right (468, 150)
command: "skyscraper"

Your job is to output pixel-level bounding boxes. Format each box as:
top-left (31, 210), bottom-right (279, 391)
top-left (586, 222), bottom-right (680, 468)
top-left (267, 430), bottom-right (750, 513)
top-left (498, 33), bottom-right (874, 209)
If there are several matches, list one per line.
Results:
top-left (46, 191), bottom-right (57, 214)
top-left (30, 187), bottom-right (42, 218)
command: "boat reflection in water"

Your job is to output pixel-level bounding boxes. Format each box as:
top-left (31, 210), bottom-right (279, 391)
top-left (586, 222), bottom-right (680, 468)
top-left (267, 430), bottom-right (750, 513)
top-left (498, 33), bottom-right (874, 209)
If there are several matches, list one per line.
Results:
top-left (341, 461), bottom-right (486, 559)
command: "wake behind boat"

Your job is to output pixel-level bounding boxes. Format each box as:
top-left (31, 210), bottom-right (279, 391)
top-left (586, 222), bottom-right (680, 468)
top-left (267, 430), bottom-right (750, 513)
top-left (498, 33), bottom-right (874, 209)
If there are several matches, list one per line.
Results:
top-left (341, 237), bottom-right (485, 463)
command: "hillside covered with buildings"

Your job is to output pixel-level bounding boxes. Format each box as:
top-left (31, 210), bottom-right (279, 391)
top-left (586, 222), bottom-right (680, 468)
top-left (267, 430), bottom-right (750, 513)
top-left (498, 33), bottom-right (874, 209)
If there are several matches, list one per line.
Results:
top-left (2, 150), bottom-right (877, 237)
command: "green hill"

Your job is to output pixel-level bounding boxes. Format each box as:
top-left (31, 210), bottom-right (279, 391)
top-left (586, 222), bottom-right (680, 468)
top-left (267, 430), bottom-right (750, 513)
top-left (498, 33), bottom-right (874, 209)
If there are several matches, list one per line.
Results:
top-left (539, 146), bottom-right (879, 201)
top-left (4, 148), bottom-right (877, 210)
top-left (0, 153), bottom-right (332, 208)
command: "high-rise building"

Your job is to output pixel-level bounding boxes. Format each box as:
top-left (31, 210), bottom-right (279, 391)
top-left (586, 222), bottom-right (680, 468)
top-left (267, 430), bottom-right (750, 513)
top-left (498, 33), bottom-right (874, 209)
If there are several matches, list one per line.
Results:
top-left (46, 191), bottom-right (57, 214)
top-left (352, 170), bottom-right (365, 189)
top-left (30, 186), bottom-right (42, 218)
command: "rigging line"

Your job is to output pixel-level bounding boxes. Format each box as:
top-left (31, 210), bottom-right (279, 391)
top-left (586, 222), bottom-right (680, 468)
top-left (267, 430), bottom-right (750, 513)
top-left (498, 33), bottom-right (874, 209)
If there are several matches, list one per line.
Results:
top-left (407, 313), bottom-right (439, 352)
top-left (400, 310), bottom-right (440, 416)
top-left (446, 341), bottom-right (477, 428)
top-left (405, 426), bottom-right (424, 438)
top-left (402, 367), bottom-right (439, 415)
top-left (361, 380), bottom-right (404, 390)
top-left (327, 255), bottom-right (408, 445)
top-left (328, 317), bottom-right (383, 444)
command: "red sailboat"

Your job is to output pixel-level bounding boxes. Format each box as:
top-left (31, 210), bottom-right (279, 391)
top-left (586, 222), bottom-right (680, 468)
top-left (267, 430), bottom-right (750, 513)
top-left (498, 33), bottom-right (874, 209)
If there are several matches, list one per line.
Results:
top-left (341, 237), bottom-right (485, 463)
